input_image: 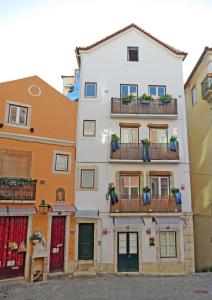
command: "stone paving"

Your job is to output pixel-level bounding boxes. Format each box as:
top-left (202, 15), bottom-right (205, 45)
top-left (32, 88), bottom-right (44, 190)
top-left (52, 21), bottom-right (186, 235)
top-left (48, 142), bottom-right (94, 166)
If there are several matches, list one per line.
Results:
top-left (0, 273), bottom-right (212, 300)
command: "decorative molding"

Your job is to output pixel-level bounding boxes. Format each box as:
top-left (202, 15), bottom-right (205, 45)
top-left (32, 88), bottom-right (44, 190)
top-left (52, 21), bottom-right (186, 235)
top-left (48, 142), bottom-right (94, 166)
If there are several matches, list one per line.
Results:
top-left (0, 132), bottom-right (75, 146)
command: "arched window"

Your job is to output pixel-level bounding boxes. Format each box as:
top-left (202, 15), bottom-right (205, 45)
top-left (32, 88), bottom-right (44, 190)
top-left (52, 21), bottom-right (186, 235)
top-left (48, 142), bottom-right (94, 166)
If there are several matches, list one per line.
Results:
top-left (56, 188), bottom-right (65, 202)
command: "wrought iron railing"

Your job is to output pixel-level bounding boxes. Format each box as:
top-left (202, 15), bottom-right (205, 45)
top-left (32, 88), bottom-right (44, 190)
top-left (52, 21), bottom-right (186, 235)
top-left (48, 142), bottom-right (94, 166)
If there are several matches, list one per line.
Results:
top-left (110, 195), bottom-right (181, 213)
top-left (0, 179), bottom-right (37, 200)
top-left (110, 143), bottom-right (179, 160)
top-left (111, 98), bottom-right (177, 115)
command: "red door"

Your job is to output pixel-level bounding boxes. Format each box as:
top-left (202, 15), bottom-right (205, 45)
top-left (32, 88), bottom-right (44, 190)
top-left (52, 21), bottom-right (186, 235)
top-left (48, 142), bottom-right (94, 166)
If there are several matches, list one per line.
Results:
top-left (50, 216), bottom-right (65, 272)
top-left (0, 216), bottom-right (28, 279)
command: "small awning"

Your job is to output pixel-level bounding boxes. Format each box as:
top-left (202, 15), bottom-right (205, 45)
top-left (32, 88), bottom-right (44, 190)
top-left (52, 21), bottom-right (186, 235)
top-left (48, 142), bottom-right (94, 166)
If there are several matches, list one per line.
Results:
top-left (154, 217), bottom-right (185, 227)
top-left (114, 217), bottom-right (145, 227)
top-left (51, 205), bottom-right (76, 213)
top-left (75, 210), bottom-right (99, 218)
top-left (0, 206), bottom-right (37, 215)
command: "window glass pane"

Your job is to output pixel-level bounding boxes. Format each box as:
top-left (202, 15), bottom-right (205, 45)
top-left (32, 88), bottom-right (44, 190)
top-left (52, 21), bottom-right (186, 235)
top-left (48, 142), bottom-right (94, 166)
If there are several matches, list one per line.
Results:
top-left (128, 47), bottom-right (138, 61)
top-left (81, 170), bottom-right (94, 188)
top-left (149, 86), bottom-right (156, 96)
top-left (130, 85), bottom-right (137, 96)
top-left (129, 233), bottom-right (137, 254)
top-left (160, 232), bottom-right (176, 257)
top-left (119, 233), bottom-right (127, 254)
top-left (121, 85), bottom-right (128, 97)
top-left (151, 177), bottom-right (159, 196)
top-left (158, 87), bottom-right (165, 96)
top-left (121, 128), bottom-right (138, 143)
top-left (191, 86), bottom-right (196, 106)
top-left (83, 120), bottom-right (96, 136)
top-left (168, 245), bottom-right (176, 257)
top-left (55, 154), bottom-right (69, 171)
top-left (85, 83), bottom-right (96, 97)
top-left (150, 128), bottom-right (167, 143)
top-left (9, 106), bottom-right (17, 123)
top-left (160, 245), bottom-right (167, 257)
top-left (161, 177), bottom-right (169, 196)
top-left (19, 107), bottom-right (27, 125)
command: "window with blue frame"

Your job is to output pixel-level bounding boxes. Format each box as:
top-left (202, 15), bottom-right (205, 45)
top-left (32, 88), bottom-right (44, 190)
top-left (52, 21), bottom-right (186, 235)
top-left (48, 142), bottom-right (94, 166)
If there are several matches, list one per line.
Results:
top-left (85, 82), bottom-right (97, 97)
top-left (120, 84), bottom-right (138, 97)
top-left (149, 85), bottom-right (166, 97)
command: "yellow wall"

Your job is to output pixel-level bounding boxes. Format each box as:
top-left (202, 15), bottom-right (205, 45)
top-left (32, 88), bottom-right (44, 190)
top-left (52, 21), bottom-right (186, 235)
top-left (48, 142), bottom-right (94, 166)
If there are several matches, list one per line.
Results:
top-left (185, 53), bottom-right (212, 270)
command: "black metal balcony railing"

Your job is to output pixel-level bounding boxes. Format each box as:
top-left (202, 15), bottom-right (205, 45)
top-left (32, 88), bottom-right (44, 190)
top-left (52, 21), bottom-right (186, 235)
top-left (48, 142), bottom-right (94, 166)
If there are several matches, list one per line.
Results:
top-left (0, 179), bottom-right (37, 201)
top-left (110, 143), bottom-right (179, 160)
top-left (111, 98), bottom-right (177, 115)
top-left (110, 195), bottom-right (181, 213)
top-left (201, 74), bottom-right (212, 99)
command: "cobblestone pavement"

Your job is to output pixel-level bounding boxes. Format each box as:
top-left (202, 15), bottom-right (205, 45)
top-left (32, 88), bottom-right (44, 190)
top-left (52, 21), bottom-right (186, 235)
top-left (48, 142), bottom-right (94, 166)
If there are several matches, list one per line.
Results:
top-left (1, 273), bottom-right (212, 300)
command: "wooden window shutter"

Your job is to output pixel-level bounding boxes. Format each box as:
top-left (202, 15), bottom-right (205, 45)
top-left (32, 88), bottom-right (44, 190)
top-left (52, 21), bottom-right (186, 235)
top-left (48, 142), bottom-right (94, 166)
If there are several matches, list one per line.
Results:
top-left (119, 122), bottom-right (140, 128)
top-left (147, 124), bottom-right (168, 129)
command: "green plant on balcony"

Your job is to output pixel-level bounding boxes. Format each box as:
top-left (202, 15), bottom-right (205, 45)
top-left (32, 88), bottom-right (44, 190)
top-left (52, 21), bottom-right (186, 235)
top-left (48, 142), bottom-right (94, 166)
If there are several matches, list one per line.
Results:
top-left (140, 139), bottom-right (151, 162)
top-left (159, 94), bottom-right (172, 103)
top-left (122, 94), bottom-right (134, 103)
top-left (171, 187), bottom-right (182, 204)
top-left (0, 177), bottom-right (33, 186)
top-left (106, 183), bottom-right (119, 205)
top-left (111, 134), bottom-right (120, 152)
top-left (143, 186), bottom-right (151, 204)
top-left (138, 93), bottom-right (153, 103)
top-left (170, 136), bottom-right (178, 151)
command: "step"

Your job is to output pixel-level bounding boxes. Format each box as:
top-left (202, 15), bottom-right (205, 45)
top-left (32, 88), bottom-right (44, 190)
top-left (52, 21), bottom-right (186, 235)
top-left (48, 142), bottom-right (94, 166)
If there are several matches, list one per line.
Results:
top-left (73, 270), bottom-right (96, 277)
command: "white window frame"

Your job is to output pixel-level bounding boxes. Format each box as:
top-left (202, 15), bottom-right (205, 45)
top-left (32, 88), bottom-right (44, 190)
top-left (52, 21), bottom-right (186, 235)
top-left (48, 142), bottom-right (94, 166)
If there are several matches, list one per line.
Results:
top-left (120, 175), bottom-right (140, 198)
top-left (120, 84), bottom-right (138, 98)
top-left (52, 151), bottom-right (71, 174)
top-left (149, 85), bottom-right (166, 97)
top-left (160, 231), bottom-right (176, 258)
top-left (151, 176), bottom-right (169, 196)
top-left (80, 169), bottom-right (95, 189)
top-left (5, 101), bottom-right (31, 129)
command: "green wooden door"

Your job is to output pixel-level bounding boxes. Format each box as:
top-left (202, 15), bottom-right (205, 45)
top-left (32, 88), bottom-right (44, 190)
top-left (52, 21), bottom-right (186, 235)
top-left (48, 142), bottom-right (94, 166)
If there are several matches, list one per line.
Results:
top-left (78, 223), bottom-right (94, 260)
top-left (118, 232), bottom-right (139, 272)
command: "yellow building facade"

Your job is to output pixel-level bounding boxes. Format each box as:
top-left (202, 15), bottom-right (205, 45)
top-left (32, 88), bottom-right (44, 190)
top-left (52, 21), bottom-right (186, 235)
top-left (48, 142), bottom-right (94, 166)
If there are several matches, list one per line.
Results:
top-left (185, 47), bottom-right (212, 271)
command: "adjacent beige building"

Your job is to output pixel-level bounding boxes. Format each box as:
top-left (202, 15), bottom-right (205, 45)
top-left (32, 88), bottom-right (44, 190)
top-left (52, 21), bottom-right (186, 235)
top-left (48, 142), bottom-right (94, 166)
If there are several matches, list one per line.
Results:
top-left (185, 47), bottom-right (212, 271)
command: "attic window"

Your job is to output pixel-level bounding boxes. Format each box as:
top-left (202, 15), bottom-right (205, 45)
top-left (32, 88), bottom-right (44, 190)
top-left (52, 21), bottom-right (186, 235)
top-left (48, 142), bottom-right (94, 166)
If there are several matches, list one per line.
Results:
top-left (127, 47), bottom-right (139, 62)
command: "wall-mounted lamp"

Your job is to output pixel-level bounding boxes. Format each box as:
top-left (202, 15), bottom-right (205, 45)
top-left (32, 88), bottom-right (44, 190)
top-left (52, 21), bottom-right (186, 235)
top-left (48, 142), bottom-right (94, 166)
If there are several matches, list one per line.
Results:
top-left (38, 199), bottom-right (51, 214)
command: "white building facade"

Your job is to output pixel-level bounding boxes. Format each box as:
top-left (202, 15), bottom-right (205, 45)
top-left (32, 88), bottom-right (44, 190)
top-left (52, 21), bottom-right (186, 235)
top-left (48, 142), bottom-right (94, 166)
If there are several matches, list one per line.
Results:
top-left (72, 24), bottom-right (194, 275)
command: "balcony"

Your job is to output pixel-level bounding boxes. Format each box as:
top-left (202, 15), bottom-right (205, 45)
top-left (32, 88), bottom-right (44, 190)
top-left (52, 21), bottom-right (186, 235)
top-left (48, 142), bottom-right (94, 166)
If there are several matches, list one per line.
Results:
top-left (111, 98), bottom-right (177, 118)
top-left (110, 195), bottom-right (181, 213)
top-left (0, 178), bottom-right (37, 201)
top-left (201, 73), bottom-right (212, 103)
top-left (110, 143), bottom-right (179, 161)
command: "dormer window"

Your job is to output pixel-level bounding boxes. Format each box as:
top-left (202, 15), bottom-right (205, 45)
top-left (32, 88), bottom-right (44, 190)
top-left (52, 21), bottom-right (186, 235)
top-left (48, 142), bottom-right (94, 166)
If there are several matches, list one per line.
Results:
top-left (127, 47), bottom-right (139, 62)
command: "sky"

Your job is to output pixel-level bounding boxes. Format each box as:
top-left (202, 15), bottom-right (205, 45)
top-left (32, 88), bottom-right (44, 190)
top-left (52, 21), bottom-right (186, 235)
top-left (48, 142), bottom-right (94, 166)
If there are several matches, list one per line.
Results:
top-left (0, 0), bottom-right (211, 92)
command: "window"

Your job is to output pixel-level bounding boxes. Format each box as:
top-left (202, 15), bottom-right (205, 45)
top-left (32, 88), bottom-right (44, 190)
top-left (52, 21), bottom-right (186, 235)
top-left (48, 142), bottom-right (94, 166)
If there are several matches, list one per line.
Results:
top-left (149, 85), bottom-right (166, 97)
top-left (127, 47), bottom-right (139, 62)
top-left (151, 176), bottom-right (169, 196)
top-left (0, 148), bottom-right (32, 177)
top-left (150, 128), bottom-right (168, 143)
top-left (120, 84), bottom-right (138, 98)
top-left (160, 232), bottom-right (176, 258)
top-left (121, 127), bottom-right (139, 143)
top-left (8, 104), bottom-right (28, 126)
top-left (81, 169), bottom-right (95, 189)
top-left (83, 120), bottom-right (96, 136)
top-left (56, 188), bottom-right (65, 202)
top-left (85, 82), bottom-right (97, 97)
top-left (120, 176), bottom-right (140, 199)
top-left (191, 86), bottom-right (196, 106)
top-left (55, 154), bottom-right (69, 172)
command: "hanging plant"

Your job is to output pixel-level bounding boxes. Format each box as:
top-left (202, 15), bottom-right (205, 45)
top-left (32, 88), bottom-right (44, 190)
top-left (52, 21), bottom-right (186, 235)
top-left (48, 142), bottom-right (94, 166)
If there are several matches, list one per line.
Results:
top-left (0, 177), bottom-right (33, 186)
top-left (171, 187), bottom-right (182, 204)
top-left (106, 183), bottom-right (119, 205)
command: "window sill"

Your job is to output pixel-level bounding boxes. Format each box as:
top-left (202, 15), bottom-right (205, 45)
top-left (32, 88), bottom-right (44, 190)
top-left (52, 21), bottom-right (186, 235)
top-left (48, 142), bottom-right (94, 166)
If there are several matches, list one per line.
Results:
top-left (4, 122), bottom-right (30, 130)
top-left (52, 170), bottom-right (71, 175)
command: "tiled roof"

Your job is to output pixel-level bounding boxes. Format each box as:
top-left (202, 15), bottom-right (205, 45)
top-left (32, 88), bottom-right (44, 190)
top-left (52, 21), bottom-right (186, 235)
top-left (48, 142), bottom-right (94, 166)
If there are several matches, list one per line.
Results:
top-left (184, 47), bottom-right (212, 88)
top-left (76, 23), bottom-right (187, 59)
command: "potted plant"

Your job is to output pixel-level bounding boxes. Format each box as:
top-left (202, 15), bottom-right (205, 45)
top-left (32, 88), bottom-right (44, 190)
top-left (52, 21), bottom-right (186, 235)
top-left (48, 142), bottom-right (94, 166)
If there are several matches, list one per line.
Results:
top-left (141, 138), bottom-right (151, 162)
top-left (159, 94), bottom-right (172, 104)
top-left (143, 186), bottom-right (151, 204)
top-left (171, 187), bottom-right (182, 204)
top-left (138, 94), bottom-right (153, 104)
top-left (106, 183), bottom-right (119, 205)
top-left (122, 94), bottom-right (134, 104)
top-left (170, 136), bottom-right (178, 151)
top-left (111, 134), bottom-right (120, 152)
